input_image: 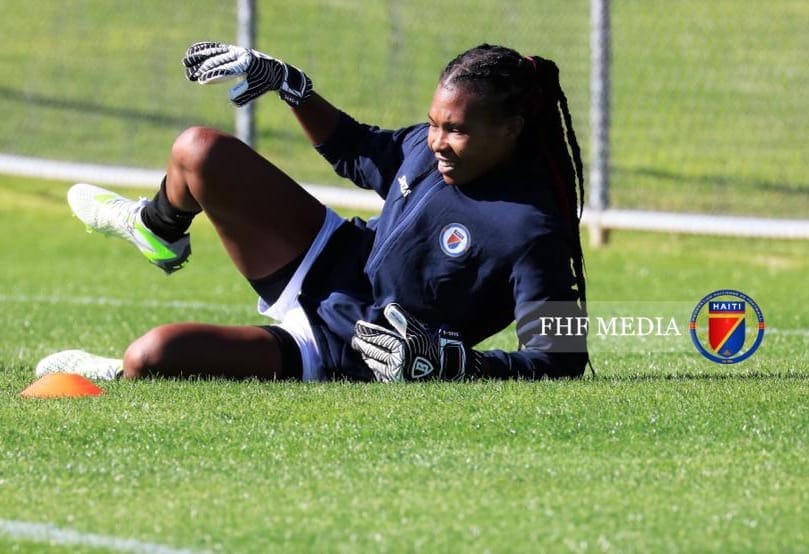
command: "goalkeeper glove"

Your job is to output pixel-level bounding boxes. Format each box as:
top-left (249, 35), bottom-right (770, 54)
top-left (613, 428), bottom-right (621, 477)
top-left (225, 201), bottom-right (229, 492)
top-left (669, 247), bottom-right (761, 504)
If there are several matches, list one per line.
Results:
top-left (182, 41), bottom-right (313, 107)
top-left (352, 303), bottom-right (483, 383)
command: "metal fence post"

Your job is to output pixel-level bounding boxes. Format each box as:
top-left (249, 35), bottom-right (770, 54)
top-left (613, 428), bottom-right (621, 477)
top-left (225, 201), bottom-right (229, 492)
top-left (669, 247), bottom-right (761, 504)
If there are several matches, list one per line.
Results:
top-left (589, 0), bottom-right (611, 246)
top-left (235, 0), bottom-right (256, 147)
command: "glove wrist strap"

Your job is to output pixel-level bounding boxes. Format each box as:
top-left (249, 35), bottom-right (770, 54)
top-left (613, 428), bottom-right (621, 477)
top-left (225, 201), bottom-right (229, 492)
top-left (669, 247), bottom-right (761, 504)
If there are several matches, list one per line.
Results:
top-left (438, 330), bottom-right (463, 380)
top-left (278, 63), bottom-right (313, 107)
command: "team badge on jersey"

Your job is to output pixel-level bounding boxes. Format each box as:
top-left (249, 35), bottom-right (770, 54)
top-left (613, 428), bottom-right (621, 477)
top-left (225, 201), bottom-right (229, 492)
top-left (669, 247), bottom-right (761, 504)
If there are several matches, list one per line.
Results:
top-left (439, 223), bottom-right (470, 257)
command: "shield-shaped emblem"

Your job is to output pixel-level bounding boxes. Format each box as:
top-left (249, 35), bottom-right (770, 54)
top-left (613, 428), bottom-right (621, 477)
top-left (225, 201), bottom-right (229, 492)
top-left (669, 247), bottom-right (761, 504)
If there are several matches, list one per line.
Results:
top-left (410, 356), bottom-right (435, 379)
top-left (708, 301), bottom-right (746, 357)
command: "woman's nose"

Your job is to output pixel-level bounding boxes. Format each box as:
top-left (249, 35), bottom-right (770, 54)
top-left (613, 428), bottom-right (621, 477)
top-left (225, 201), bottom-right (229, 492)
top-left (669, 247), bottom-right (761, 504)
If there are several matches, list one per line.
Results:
top-left (429, 128), bottom-right (447, 153)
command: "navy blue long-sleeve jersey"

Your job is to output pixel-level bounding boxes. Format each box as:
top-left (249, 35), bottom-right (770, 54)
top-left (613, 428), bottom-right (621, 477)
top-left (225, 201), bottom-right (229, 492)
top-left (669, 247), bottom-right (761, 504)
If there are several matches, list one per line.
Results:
top-left (297, 112), bottom-right (588, 381)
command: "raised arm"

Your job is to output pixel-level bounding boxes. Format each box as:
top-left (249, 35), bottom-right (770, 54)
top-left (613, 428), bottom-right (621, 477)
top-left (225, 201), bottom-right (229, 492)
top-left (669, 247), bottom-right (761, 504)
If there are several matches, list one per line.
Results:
top-left (182, 41), bottom-right (340, 144)
top-left (182, 42), bottom-right (420, 195)
top-left (291, 93), bottom-right (341, 146)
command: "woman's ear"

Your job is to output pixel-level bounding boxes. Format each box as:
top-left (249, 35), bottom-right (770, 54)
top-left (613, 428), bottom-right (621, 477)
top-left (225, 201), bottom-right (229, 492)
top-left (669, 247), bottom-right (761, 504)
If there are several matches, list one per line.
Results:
top-left (504, 115), bottom-right (525, 141)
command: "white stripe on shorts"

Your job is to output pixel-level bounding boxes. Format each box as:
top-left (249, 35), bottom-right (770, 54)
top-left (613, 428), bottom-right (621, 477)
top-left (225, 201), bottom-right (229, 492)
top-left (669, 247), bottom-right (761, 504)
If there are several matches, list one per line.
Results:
top-left (256, 207), bottom-right (346, 381)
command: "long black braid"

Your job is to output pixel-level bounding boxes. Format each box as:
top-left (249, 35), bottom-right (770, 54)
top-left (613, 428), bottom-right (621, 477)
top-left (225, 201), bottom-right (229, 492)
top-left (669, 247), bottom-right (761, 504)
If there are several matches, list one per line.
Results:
top-left (439, 44), bottom-right (587, 307)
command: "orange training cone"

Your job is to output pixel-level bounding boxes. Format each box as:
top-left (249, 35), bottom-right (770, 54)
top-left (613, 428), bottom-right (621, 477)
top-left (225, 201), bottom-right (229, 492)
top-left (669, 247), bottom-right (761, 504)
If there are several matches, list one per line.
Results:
top-left (20, 373), bottom-right (104, 398)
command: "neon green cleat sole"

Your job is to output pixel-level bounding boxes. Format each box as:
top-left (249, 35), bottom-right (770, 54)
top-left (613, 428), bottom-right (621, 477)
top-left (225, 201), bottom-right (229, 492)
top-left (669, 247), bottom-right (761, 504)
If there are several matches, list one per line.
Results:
top-left (67, 183), bottom-right (190, 274)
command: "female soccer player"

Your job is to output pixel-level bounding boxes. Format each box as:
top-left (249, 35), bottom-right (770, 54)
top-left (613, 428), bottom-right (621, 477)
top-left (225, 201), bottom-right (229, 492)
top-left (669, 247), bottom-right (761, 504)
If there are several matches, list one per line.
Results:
top-left (36, 42), bottom-right (589, 382)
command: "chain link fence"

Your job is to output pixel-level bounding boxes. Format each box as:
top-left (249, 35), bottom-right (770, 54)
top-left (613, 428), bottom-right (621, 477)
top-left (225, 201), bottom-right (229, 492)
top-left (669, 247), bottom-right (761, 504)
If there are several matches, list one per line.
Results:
top-left (608, 0), bottom-right (807, 220)
top-left (1, 0), bottom-right (806, 221)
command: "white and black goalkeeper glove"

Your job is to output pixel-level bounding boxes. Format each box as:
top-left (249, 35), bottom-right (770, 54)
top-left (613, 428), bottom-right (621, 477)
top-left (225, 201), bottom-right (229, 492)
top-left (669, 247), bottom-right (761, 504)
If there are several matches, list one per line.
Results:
top-left (352, 303), bottom-right (483, 383)
top-left (182, 42), bottom-right (313, 107)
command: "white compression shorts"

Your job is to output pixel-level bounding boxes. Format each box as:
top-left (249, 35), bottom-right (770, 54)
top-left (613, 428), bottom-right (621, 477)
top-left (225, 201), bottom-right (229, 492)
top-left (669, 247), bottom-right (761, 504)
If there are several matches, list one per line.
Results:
top-left (256, 207), bottom-right (345, 381)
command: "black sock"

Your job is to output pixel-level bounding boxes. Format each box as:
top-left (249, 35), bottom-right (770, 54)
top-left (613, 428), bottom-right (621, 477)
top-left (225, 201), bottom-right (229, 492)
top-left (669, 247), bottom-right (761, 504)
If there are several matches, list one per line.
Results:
top-left (140, 177), bottom-right (199, 242)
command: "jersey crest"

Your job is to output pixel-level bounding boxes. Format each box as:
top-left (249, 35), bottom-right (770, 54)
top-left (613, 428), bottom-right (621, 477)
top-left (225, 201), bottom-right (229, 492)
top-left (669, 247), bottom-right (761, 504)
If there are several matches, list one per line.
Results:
top-left (439, 223), bottom-right (471, 257)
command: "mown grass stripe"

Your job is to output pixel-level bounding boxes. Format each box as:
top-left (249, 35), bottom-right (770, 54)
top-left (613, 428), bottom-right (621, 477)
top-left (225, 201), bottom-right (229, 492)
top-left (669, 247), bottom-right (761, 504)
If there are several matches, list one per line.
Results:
top-left (0, 518), bottom-right (205, 554)
top-left (4, 294), bottom-right (807, 337)
top-left (0, 293), bottom-right (253, 315)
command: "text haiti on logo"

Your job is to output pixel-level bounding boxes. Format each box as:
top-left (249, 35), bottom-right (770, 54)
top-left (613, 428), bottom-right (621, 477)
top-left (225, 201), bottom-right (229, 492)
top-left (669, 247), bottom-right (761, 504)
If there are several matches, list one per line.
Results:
top-left (690, 289), bottom-right (765, 364)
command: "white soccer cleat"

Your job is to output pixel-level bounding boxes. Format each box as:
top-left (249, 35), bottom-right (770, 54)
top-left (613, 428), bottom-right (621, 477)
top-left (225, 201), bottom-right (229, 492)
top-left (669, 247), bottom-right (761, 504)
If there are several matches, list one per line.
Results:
top-left (35, 350), bottom-right (123, 381)
top-left (67, 183), bottom-right (190, 274)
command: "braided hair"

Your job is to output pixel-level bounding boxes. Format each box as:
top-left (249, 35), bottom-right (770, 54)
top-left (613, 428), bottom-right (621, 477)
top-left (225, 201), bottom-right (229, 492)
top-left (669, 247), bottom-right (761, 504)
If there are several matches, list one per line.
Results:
top-left (439, 44), bottom-right (587, 306)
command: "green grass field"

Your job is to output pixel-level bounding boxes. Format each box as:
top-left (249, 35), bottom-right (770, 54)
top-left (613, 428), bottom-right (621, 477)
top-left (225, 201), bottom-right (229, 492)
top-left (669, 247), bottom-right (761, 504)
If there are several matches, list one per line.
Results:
top-left (1, 1), bottom-right (807, 217)
top-left (1, 1), bottom-right (808, 551)
top-left (1, 176), bottom-right (807, 552)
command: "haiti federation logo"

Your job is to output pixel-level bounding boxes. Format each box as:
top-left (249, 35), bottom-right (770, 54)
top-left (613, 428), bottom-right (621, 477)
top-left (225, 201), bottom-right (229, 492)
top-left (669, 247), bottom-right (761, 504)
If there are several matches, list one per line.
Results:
top-left (439, 223), bottom-right (471, 257)
top-left (689, 289), bottom-right (765, 364)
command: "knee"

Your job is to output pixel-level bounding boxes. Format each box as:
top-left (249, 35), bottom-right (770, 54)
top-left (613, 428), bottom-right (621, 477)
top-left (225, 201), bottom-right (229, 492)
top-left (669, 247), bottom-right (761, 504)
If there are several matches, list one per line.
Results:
top-left (122, 326), bottom-right (173, 379)
top-left (170, 126), bottom-right (233, 179)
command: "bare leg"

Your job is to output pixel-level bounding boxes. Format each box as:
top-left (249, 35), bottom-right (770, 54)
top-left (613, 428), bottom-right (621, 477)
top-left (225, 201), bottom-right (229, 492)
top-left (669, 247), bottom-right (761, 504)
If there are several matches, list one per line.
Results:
top-left (123, 323), bottom-right (293, 380)
top-left (165, 126), bottom-right (326, 278)
top-left (125, 127), bottom-right (326, 380)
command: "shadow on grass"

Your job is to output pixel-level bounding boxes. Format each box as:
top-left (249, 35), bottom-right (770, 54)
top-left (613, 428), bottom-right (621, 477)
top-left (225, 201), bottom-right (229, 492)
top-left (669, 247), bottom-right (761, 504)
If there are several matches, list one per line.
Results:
top-left (615, 165), bottom-right (809, 196)
top-left (0, 85), bottom-right (193, 129)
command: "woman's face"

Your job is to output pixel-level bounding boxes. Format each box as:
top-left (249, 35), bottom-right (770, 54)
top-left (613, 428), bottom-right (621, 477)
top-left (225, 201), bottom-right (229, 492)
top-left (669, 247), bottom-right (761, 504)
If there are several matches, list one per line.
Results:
top-left (427, 84), bottom-right (522, 186)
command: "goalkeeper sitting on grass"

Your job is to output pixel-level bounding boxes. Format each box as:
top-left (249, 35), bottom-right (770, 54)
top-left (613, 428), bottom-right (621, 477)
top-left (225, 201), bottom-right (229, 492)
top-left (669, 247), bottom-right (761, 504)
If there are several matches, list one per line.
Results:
top-left (37, 42), bottom-right (589, 382)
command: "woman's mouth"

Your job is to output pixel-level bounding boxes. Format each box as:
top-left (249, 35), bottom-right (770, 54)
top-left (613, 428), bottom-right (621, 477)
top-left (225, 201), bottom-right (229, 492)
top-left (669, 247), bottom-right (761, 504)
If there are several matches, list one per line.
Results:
top-left (436, 158), bottom-right (456, 173)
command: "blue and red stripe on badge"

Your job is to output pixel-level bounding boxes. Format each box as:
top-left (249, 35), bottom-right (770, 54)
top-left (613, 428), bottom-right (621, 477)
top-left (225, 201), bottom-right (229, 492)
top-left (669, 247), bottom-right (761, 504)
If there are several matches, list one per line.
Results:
top-left (708, 301), bottom-right (746, 357)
